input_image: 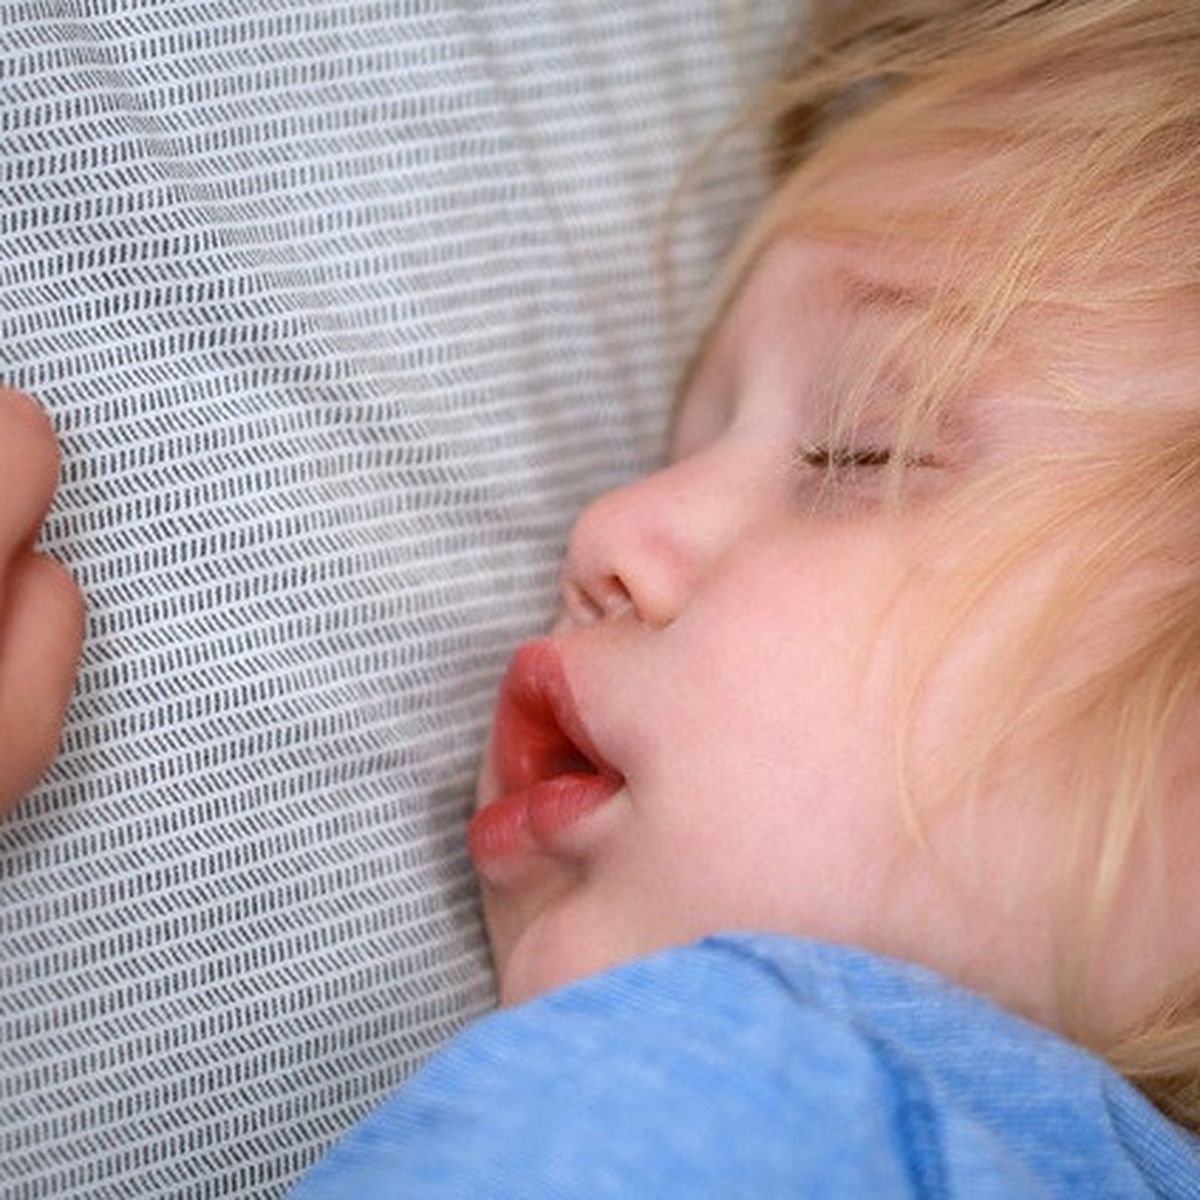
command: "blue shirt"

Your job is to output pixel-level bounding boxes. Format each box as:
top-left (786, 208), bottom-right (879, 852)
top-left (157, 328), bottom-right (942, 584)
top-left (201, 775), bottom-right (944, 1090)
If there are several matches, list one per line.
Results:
top-left (290, 934), bottom-right (1200, 1197)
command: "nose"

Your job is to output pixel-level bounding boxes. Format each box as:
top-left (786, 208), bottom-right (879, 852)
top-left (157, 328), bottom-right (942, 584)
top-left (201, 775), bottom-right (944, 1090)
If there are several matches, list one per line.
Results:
top-left (560, 444), bottom-right (768, 629)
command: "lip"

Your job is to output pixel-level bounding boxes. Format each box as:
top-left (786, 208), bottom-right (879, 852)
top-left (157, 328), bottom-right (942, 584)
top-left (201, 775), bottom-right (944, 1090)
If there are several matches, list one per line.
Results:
top-left (469, 639), bottom-right (624, 872)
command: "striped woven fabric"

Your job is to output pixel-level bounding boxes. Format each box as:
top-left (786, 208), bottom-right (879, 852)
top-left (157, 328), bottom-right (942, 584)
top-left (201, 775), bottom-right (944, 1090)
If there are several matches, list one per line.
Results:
top-left (0, 2), bottom-right (789, 1195)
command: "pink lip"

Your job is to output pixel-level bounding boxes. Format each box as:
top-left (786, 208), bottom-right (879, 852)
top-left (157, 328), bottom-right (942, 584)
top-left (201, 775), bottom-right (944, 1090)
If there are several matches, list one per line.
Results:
top-left (468, 639), bottom-right (623, 870)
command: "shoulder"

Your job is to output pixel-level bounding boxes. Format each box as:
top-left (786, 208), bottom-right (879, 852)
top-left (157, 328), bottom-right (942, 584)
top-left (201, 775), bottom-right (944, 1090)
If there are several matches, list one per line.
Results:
top-left (293, 937), bottom-right (937, 1197)
top-left (290, 935), bottom-right (1196, 1199)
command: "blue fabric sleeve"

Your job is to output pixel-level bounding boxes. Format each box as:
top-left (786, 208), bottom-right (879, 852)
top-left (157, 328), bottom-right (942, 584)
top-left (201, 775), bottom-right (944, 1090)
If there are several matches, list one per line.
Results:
top-left (290, 938), bottom-right (925, 1198)
top-left (288, 935), bottom-right (1199, 1198)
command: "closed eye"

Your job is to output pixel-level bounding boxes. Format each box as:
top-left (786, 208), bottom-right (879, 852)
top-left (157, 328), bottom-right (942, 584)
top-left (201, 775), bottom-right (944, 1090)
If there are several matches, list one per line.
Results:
top-left (800, 445), bottom-right (892, 469)
top-left (797, 446), bottom-right (942, 470)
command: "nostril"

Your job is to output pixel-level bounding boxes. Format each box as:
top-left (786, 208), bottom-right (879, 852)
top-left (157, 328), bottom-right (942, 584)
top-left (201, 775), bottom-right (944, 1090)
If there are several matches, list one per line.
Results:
top-left (562, 579), bottom-right (605, 627)
top-left (562, 575), bottom-right (635, 626)
top-left (596, 575), bottom-right (635, 618)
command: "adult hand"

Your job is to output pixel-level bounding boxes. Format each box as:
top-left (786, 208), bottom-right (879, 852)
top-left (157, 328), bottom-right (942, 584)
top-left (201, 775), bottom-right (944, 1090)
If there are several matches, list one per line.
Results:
top-left (0, 387), bottom-right (85, 815)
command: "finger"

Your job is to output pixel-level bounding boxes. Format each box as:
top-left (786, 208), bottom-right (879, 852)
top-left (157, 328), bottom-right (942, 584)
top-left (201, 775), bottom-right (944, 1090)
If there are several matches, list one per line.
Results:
top-left (0, 552), bottom-right (85, 806)
top-left (0, 387), bottom-right (61, 565)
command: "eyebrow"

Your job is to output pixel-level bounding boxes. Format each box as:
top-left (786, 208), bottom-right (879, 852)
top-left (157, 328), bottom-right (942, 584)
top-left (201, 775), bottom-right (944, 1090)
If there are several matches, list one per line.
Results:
top-left (667, 264), bottom-right (941, 435)
top-left (837, 269), bottom-right (938, 317)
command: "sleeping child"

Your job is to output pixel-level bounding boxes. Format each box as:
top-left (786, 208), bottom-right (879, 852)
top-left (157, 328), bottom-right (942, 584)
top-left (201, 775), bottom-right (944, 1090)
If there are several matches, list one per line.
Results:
top-left (7, 0), bottom-right (1200, 1193)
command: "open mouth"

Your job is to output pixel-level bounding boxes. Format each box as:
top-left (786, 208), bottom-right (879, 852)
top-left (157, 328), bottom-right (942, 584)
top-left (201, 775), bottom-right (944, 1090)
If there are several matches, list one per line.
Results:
top-left (493, 640), bottom-right (620, 791)
top-left (468, 639), bottom-right (624, 870)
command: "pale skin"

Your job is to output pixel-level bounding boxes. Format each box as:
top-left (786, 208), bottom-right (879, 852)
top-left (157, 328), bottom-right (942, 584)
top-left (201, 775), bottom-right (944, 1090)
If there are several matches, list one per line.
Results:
top-left (476, 151), bottom-right (1200, 1045)
top-left (0, 388), bottom-right (85, 816)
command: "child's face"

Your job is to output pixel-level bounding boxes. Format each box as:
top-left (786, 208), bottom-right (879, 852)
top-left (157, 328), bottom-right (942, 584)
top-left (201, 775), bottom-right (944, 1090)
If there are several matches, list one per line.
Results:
top-left (472, 152), bottom-right (1200, 1033)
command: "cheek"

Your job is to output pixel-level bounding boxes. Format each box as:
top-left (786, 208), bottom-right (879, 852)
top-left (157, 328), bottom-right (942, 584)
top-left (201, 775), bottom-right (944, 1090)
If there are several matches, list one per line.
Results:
top-left (603, 532), bottom-right (913, 928)
top-left (664, 531), bottom-right (904, 790)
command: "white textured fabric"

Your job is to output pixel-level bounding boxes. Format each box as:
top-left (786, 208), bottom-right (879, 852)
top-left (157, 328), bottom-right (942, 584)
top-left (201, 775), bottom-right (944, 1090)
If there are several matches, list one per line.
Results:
top-left (0, 2), bottom-right (791, 1196)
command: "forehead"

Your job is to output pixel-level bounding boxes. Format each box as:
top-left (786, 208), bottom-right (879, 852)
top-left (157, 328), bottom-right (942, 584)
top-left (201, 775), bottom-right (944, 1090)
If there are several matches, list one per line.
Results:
top-left (669, 124), bottom-right (1048, 414)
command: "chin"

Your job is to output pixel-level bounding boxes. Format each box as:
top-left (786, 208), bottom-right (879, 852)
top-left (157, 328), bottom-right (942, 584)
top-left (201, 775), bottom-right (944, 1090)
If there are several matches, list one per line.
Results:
top-left (496, 961), bottom-right (557, 1008)
top-left (494, 932), bottom-right (591, 1007)
top-left (485, 887), bottom-right (645, 1008)
top-left (493, 917), bottom-right (602, 1007)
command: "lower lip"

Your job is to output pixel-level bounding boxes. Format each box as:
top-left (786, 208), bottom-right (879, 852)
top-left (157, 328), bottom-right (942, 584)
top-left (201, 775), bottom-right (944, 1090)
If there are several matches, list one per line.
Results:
top-left (467, 773), bottom-right (624, 869)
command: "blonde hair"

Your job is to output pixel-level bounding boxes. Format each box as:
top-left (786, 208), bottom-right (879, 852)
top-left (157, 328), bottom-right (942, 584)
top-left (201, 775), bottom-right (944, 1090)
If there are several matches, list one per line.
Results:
top-left (691, 0), bottom-right (1200, 1130)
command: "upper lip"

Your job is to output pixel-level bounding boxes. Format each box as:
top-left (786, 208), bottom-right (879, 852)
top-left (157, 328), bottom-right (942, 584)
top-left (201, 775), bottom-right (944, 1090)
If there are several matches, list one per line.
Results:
top-left (489, 638), bottom-right (622, 798)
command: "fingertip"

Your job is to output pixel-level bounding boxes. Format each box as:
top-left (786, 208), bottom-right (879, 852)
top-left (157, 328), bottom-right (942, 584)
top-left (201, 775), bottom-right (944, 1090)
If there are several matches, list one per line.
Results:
top-left (0, 386), bottom-right (59, 463)
top-left (0, 389), bottom-right (62, 560)
top-left (26, 552), bottom-right (86, 669)
top-left (0, 553), bottom-right (86, 785)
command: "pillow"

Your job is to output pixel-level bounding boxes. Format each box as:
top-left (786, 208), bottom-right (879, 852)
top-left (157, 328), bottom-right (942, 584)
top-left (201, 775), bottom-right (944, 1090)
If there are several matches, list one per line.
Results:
top-left (0, 2), bottom-right (790, 1194)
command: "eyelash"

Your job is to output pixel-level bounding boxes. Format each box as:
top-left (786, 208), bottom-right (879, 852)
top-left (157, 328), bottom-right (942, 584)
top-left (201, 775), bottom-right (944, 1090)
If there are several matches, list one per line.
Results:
top-left (797, 446), bottom-right (941, 471)
top-left (799, 446), bottom-right (891, 470)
